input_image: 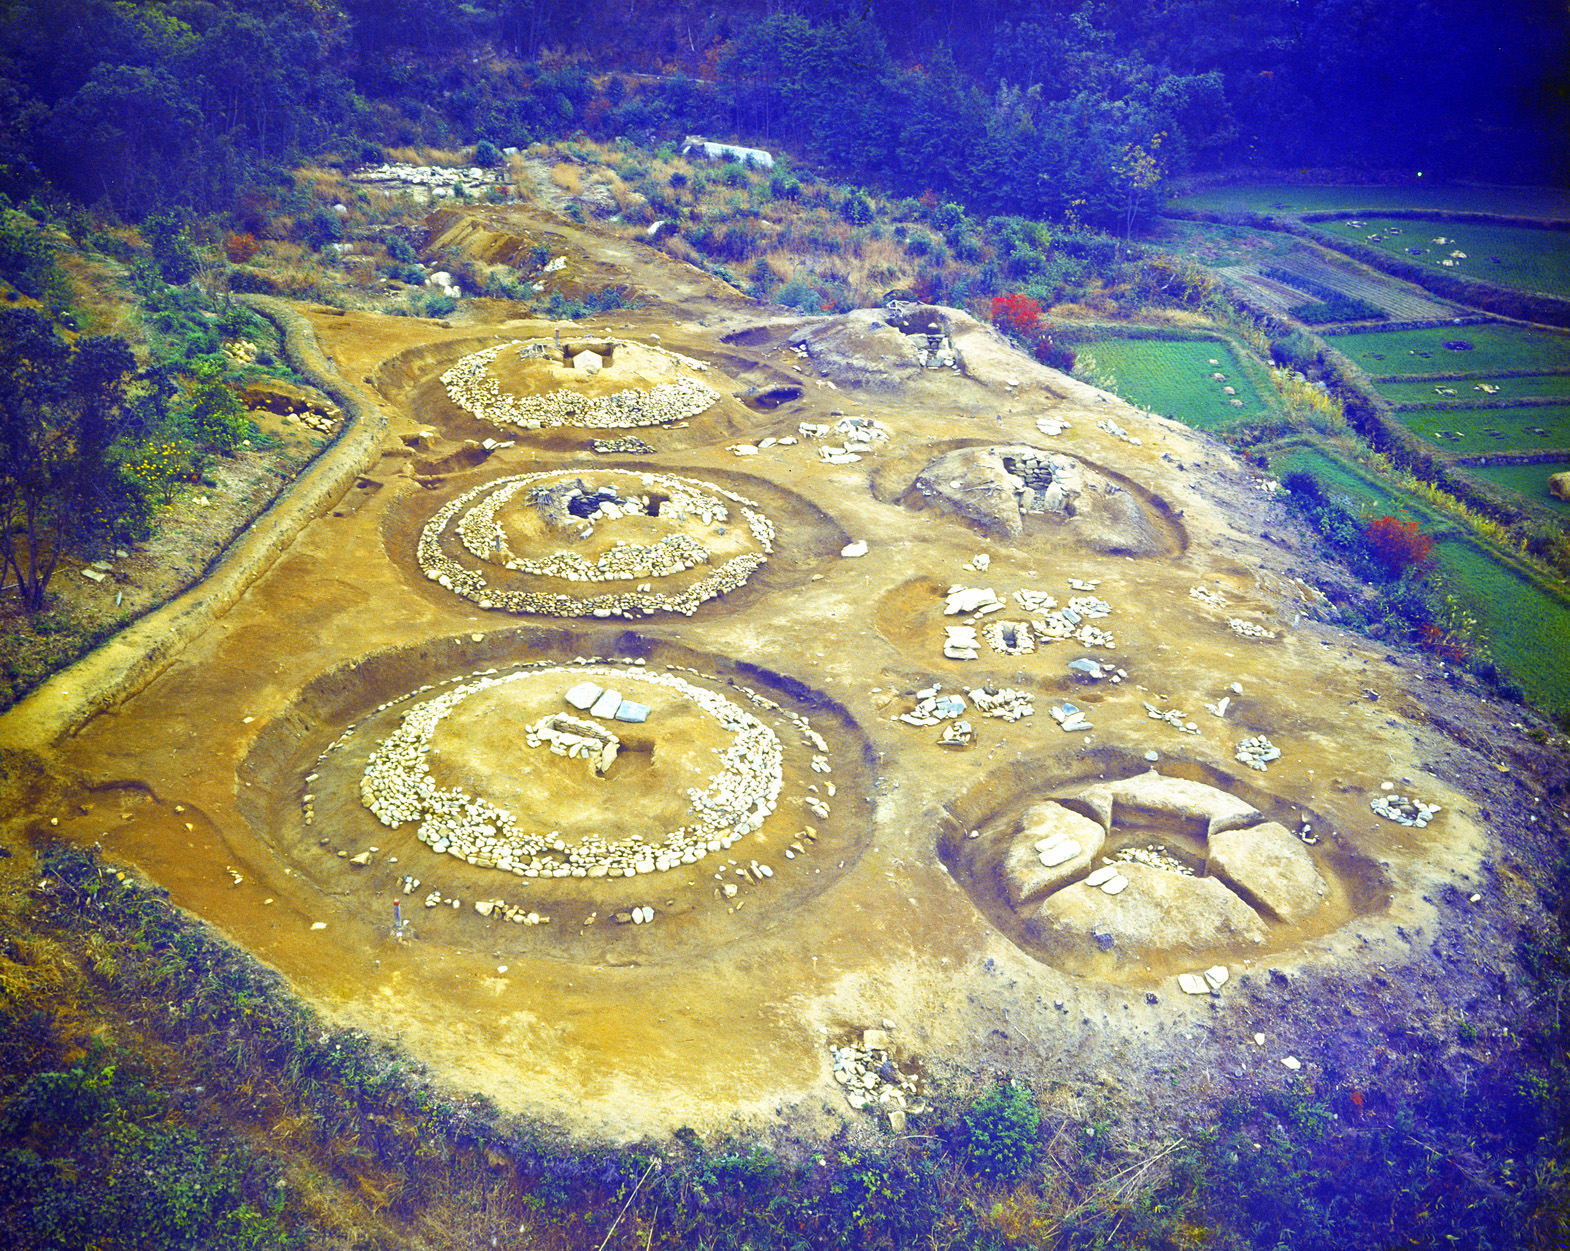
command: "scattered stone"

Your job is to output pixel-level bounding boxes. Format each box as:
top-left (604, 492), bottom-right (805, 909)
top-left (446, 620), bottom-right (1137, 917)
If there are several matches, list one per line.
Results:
top-left (1235, 735), bottom-right (1281, 771)
top-left (1370, 793), bottom-right (1441, 827)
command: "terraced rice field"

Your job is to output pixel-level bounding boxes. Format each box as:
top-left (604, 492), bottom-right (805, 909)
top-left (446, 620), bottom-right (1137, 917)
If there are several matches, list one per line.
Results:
top-left (1169, 183), bottom-right (1570, 218)
top-left (1079, 338), bottom-right (1268, 429)
top-left (1395, 404), bottom-right (1570, 453)
top-left (1326, 324), bottom-right (1570, 376)
top-left (1431, 539), bottom-right (1570, 712)
top-left (1266, 445), bottom-right (1570, 711)
top-left (1465, 461), bottom-right (1570, 518)
top-left (1219, 255), bottom-right (1453, 321)
top-left (1376, 375), bottom-right (1570, 405)
top-left (1317, 219), bottom-right (1570, 298)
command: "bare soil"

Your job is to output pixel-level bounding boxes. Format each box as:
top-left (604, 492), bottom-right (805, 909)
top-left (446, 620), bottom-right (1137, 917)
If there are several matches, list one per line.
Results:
top-left (1, 200), bottom-right (1565, 1149)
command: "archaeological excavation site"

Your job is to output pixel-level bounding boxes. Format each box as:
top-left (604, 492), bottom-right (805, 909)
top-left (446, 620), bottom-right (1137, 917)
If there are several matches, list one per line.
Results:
top-left (0, 204), bottom-right (1559, 1148)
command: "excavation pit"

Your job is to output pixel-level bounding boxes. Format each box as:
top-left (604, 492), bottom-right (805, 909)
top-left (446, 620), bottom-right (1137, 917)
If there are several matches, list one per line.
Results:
top-left (940, 754), bottom-right (1389, 981)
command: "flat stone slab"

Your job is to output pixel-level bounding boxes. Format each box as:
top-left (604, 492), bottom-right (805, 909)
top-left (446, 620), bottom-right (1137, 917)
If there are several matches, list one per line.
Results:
top-left (613, 700), bottom-right (650, 723)
top-left (565, 682), bottom-right (603, 710)
top-left (999, 802), bottom-right (1105, 908)
top-left (1077, 769), bottom-right (1262, 837)
top-left (589, 688), bottom-right (623, 719)
top-left (1208, 821), bottom-right (1327, 924)
top-left (1026, 863), bottom-right (1267, 960)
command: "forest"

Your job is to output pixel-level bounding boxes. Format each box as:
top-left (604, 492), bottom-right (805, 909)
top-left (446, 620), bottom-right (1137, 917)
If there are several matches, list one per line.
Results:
top-left (1, 0), bottom-right (1566, 225)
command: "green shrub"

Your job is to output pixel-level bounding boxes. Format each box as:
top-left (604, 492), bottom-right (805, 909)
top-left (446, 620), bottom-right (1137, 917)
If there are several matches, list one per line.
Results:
top-left (473, 138), bottom-right (503, 168)
top-left (962, 1081), bottom-right (1040, 1182)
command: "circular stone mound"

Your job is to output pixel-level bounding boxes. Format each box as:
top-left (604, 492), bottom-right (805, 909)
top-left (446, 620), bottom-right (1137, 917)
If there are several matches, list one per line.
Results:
top-left (361, 665), bottom-right (780, 878)
top-left (441, 338), bottom-right (719, 430)
top-left (905, 444), bottom-right (1182, 555)
top-left (418, 469), bottom-right (776, 617)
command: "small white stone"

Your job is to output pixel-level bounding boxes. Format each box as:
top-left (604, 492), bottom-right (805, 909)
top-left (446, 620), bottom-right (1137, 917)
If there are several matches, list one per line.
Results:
top-left (1085, 866), bottom-right (1118, 887)
top-left (1100, 874), bottom-right (1129, 895)
top-left (841, 540), bottom-right (869, 558)
top-left (1204, 965), bottom-right (1229, 990)
top-left (1177, 972), bottom-right (1208, 995)
top-left (1280, 1055), bottom-right (1301, 1071)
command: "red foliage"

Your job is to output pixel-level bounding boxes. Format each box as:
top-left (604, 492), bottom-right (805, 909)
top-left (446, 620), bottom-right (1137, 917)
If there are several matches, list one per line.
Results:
top-left (990, 292), bottom-right (1041, 340)
top-left (224, 232), bottom-right (260, 264)
top-left (1365, 515), bottom-right (1433, 577)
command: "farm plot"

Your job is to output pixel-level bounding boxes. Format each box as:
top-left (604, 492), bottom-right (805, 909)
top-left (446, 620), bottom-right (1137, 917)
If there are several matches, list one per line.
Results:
top-left (1169, 183), bottom-right (1570, 218)
top-left (1219, 255), bottom-right (1453, 321)
top-left (1079, 337), bottom-right (1268, 429)
top-left (1395, 404), bottom-right (1570, 453)
top-left (1375, 374), bottom-right (1570, 405)
top-left (1316, 219), bottom-right (1570, 298)
top-left (1465, 461), bottom-right (1570, 518)
top-left (1326, 324), bottom-right (1570, 376)
top-left (1265, 444), bottom-right (1570, 711)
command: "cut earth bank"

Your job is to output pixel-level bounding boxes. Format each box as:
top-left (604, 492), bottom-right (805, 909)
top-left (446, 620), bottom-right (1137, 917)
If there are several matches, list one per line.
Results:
top-left (0, 202), bottom-right (1564, 1147)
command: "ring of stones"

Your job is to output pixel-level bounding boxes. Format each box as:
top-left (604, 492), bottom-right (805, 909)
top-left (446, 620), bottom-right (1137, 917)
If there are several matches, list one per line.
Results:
top-left (439, 339), bottom-right (719, 430)
top-left (360, 667), bottom-right (783, 879)
top-left (417, 470), bottom-right (776, 618)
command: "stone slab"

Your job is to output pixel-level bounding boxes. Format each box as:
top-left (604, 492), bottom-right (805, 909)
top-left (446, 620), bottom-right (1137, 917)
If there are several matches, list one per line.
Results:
top-left (999, 802), bottom-right (1105, 908)
top-left (1207, 821), bottom-right (1327, 924)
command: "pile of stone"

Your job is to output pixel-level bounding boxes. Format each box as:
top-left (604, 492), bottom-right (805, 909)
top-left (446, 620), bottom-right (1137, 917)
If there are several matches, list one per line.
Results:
top-left (1112, 843), bottom-right (1193, 876)
top-left (982, 619), bottom-right (1036, 655)
top-left (1050, 702), bottom-right (1092, 732)
top-left (1370, 790), bottom-right (1441, 827)
top-left (1001, 450), bottom-right (1086, 517)
top-left (591, 437), bottom-right (656, 455)
top-left (899, 687), bottom-right (966, 726)
top-left (360, 665), bottom-right (784, 879)
top-left (353, 161), bottom-right (510, 200)
top-left (222, 339), bottom-right (258, 366)
top-left (441, 340), bottom-right (718, 430)
top-left (417, 470), bottom-right (774, 618)
top-left (526, 711), bottom-right (623, 775)
top-left (1096, 418), bottom-right (1142, 446)
top-left (1177, 966), bottom-right (1229, 995)
top-left (937, 720), bottom-right (974, 747)
top-left (1035, 416), bottom-right (1071, 437)
top-left (802, 415), bottom-right (890, 464)
top-left (945, 585), bottom-right (1006, 616)
top-left (1228, 618), bottom-right (1276, 640)
top-left (1189, 585), bottom-right (1227, 610)
top-left (1143, 701), bottom-right (1200, 734)
top-left (1066, 657), bottom-right (1126, 684)
top-left (1235, 735), bottom-right (1281, 771)
top-left (943, 625), bottom-right (979, 660)
top-left (830, 1027), bottom-right (925, 1127)
top-left (475, 898), bottom-right (548, 925)
top-left (969, 687), bottom-right (1034, 721)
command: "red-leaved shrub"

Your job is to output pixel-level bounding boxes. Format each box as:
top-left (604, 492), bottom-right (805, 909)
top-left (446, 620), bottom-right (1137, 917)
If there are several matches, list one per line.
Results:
top-left (990, 292), bottom-right (1041, 340)
top-left (1365, 515), bottom-right (1433, 578)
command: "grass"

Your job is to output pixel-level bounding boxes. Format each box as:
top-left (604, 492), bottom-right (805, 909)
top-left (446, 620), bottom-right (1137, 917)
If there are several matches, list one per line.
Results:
top-left (1314, 218), bottom-right (1570, 298)
top-left (1466, 461), bottom-right (1570, 517)
top-left (1375, 374), bottom-right (1570, 403)
top-left (1432, 537), bottom-right (1570, 710)
top-left (1395, 403), bottom-right (1570, 453)
top-left (1268, 443), bottom-right (1570, 710)
top-left (1325, 323), bottom-right (1570, 376)
top-left (1168, 183), bottom-right (1570, 218)
top-left (1078, 337), bottom-right (1270, 429)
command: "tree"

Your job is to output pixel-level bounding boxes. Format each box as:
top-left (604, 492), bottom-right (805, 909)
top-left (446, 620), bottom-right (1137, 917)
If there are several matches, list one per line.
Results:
top-left (0, 310), bottom-right (137, 609)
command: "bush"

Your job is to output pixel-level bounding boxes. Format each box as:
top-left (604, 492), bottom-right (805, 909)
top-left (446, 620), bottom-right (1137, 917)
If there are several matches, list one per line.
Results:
top-left (841, 191), bottom-right (875, 225)
top-left (963, 1082), bottom-right (1040, 1182)
top-left (386, 234), bottom-right (417, 264)
top-left (473, 138), bottom-right (503, 168)
top-left (991, 292), bottom-right (1042, 339)
top-left (1365, 515), bottom-right (1433, 579)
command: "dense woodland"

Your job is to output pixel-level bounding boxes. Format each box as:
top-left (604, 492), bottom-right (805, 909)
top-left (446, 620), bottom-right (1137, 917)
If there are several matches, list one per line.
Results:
top-left (1, 0), bottom-right (1566, 224)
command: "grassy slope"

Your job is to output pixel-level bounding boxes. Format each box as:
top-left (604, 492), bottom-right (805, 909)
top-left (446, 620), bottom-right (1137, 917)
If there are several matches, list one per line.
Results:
top-left (1325, 324), bottom-right (1570, 376)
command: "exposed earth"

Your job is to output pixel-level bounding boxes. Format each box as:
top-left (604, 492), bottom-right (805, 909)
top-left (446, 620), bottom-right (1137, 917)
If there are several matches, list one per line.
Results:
top-left (1, 201), bottom-right (1565, 1147)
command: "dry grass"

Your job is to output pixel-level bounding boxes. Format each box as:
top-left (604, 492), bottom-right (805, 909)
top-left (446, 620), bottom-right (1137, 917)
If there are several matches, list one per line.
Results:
top-left (550, 162), bottom-right (583, 194)
top-left (382, 144), bottom-right (470, 169)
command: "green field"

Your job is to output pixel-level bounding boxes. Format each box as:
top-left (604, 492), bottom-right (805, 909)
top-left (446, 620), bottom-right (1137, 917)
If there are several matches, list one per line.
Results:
top-left (1316, 218), bottom-right (1570, 298)
top-left (1168, 183), bottom-right (1570, 218)
top-left (1465, 461), bottom-right (1570, 518)
top-left (1396, 405), bottom-right (1570, 453)
top-left (1080, 338), bottom-right (1268, 429)
top-left (1266, 444), bottom-right (1570, 711)
top-left (1325, 324), bottom-right (1570, 376)
top-left (1376, 374), bottom-right (1570, 404)
top-left (1431, 538), bottom-right (1570, 711)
